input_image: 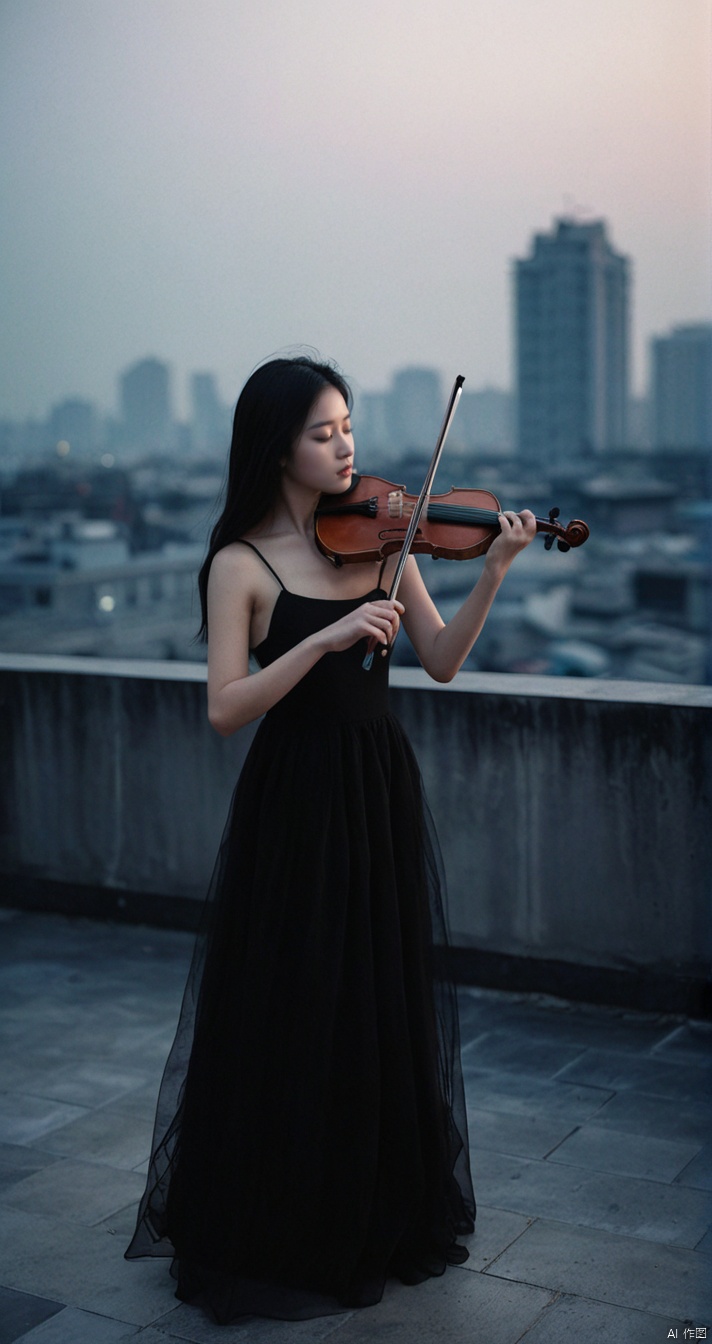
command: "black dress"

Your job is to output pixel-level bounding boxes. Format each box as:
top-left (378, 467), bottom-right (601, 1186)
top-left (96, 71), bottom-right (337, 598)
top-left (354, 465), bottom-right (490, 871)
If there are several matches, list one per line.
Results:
top-left (125, 546), bottom-right (475, 1323)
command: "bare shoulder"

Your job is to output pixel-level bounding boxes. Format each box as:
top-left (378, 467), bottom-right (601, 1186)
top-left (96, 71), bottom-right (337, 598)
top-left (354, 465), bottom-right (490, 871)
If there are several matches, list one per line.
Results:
top-left (210, 542), bottom-right (262, 594)
top-left (207, 543), bottom-right (266, 622)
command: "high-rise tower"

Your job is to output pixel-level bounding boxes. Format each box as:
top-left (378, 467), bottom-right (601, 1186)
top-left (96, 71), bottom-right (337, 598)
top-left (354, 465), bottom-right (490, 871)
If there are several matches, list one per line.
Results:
top-left (515, 218), bottom-right (629, 465)
top-left (651, 323), bottom-right (712, 450)
top-left (119, 358), bottom-right (173, 452)
top-left (387, 367), bottom-right (443, 452)
top-left (190, 372), bottom-right (227, 454)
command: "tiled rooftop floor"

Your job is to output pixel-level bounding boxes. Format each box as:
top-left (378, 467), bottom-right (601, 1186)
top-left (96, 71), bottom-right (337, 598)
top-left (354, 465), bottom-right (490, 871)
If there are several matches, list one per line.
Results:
top-left (0, 907), bottom-right (710, 1344)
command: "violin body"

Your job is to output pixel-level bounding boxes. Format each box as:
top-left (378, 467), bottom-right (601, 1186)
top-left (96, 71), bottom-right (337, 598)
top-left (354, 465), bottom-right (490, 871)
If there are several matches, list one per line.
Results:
top-left (316, 473), bottom-right (590, 566)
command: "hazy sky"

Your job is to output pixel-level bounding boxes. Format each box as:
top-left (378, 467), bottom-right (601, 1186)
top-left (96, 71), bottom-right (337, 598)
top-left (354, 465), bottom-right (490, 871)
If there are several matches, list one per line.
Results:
top-left (1, 0), bottom-right (710, 420)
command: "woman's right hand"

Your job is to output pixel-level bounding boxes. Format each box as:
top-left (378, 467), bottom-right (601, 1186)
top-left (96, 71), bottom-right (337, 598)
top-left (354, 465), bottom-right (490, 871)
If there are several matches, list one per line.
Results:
top-left (319, 598), bottom-right (404, 654)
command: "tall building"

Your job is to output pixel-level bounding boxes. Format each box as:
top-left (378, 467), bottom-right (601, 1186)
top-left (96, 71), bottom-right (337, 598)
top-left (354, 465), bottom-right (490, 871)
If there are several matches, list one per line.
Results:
top-left (456, 388), bottom-right (514, 453)
top-left (651, 323), bottom-right (712, 450)
top-left (352, 390), bottom-right (393, 459)
top-left (48, 398), bottom-right (100, 455)
top-left (387, 367), bottom-right (443, 451)
top-left (190, 372), bottom-right (228, 455)
top-left (119, 358), bottom-right (173, 452)
top-left (515, 218), bottom-right (629, 465)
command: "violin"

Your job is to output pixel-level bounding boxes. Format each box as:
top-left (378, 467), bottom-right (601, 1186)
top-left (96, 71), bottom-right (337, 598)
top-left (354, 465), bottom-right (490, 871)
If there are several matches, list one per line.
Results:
top-left (316, 473), bottom-right (590, 566)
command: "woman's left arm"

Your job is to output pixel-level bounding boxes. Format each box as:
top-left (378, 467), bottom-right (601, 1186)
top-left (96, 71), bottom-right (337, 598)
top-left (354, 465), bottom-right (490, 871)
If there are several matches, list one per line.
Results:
top-left (397, 510), bottom-right (537, 683)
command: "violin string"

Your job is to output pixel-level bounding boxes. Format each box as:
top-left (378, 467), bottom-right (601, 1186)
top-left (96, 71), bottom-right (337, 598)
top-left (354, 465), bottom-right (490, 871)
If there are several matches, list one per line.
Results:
top-left (425, 504), bottom-right (502, 525)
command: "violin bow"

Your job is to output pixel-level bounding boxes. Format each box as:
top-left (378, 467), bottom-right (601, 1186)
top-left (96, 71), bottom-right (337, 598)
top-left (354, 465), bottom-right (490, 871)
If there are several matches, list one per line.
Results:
top-left (362, 374), bottom-right (465, 670)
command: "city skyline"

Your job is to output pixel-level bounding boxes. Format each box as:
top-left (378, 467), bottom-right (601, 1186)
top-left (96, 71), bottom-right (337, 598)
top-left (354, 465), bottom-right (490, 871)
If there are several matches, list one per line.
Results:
top-left (5, 307), bottom-right (702, 436)
top-left (1, 0), bottom-right (710, 420)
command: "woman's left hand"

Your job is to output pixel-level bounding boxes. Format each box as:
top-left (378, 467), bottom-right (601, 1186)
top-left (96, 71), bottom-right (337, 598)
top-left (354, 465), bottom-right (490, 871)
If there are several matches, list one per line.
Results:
top-left (485, 509), bottom-right (537, 571)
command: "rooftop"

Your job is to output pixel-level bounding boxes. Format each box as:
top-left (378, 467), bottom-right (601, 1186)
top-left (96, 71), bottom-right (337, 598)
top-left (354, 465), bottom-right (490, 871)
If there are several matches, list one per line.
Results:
top-left (1, 909), bottom-right (710, 1344)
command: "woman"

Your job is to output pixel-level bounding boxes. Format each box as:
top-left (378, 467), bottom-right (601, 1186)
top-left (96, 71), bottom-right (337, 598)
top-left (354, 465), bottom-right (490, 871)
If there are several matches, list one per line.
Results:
top-left (125, 355), bottom-right (536, 1323)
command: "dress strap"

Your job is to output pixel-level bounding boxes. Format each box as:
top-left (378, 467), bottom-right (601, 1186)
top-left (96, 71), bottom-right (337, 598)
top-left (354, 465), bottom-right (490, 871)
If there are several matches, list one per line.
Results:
top-left (234, 539), bottom-right (286, 590)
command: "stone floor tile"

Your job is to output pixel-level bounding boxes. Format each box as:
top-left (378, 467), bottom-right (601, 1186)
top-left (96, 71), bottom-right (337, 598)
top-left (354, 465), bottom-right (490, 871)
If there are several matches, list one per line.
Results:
top-left (653, 1020), bottom-right (712, 1067)
top-left (98, 1200), bottom-right (143, 1241)
top-left (467, 1104), bottom-right (578, 1160)
top-left (675, 1145), bottom-right (712, 1192)
top-left (2, 912), bottom-right (711, 1342)
top-left (547, 1123), bottom-right (703, 1183)
top-left (114, 1333), bottom-right (176, 1344)
top-left (0, 1016), bottom-right (70, 1056)
top-left (0, 1094), bottom-right (89, 1146)
top-left (28, 1109), bottom-right (154, 1171)
top-left (13, 1063), bottom-right (151, 1111)
top-left (314, 1267), bottom-right (554, 1344)
top-left (585, 1090), bottom-right (711, 1145)
top-left (455, 993), bottom-right (517, 1036)
top-left (472, 1149), bottom-right (711, 1246)
top-left (14, 1308), bottom-right (140, 1343)
top-left (456, 1205), bottom-right (532, 1271)
top-left (0, 989), bottom-right (176, 1036)
top-left (487, 1217), bottom-right (712, 1320)
top-left (1, 1158), bottom-right (146, 1227)
top-left (104, 1085), bottom-right (160, 1123)
top-left (459, 990), bottom-right (675, 1053)
top-left (151, 1303), bottom-right (354, 1343)
top-left (0, 1207), bottom-right (177, 1326)
top-left (0, 1054), bottom-right (70, 1094)
top-left (554, 1048), bottom-right (712, 1102)
top-left (0, 1287), bottom-right (63, 1344)
top-left (511, 1292), bottom-right (682, 1344)
top-left (0, 1144), bottom-right (60, 1196)
top-left (460, 1029), bottom-right (588, 1078)
top-left (33, 1025), bottom-right (173, 1073)
top-left (463, 1066), bottom-right (614, 1122)
top-left (1, 1005), bottom-right (174, 1073)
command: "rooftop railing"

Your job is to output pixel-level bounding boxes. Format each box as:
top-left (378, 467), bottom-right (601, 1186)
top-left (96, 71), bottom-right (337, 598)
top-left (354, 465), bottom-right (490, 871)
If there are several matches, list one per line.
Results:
top-left (1, 654), bottom-right (710, 1016)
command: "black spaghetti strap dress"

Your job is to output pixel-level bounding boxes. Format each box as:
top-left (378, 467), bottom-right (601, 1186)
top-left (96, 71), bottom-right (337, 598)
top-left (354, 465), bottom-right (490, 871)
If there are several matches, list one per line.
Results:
top-left (125, 544), bottom-right (475, 1324)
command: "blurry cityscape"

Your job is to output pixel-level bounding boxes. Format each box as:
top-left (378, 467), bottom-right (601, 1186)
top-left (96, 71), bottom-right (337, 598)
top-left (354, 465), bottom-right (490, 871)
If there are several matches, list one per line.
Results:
top-left (1, 217), bottom-right (710, 682)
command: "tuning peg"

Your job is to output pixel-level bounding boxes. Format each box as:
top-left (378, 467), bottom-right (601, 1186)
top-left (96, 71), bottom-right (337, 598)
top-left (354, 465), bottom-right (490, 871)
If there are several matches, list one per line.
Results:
top-left (548, 506), bottom-right (560, 522)
top-left (544, 534), bottom-right (555, 551)
top-left (557, 539), bottom-right (570, 552)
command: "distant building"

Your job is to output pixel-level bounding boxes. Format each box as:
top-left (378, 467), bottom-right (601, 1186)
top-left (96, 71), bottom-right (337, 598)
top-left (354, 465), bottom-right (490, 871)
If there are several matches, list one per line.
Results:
top-left (353, 391), bottom-right (393, 460)
top-left (119, 357), bottom-right (174, 452)
top-left (578, 476), bottom-right (676, 537)
top-left (190, 372), bottom-right (228, 455)
top-left (0, 527), bottom-right (204, 661)
top-left (387, 367), bottom-right (443, 451)
top-left (456, 388), bottom-right (513, 453)
top-left (515, 218), bottom-right (629, 465)
top-left (626, 396), bottom-right (651, 450)
top-left (49, 399), bottom-right (100, 455)
top-left (651, 323), bottom-right (712, 450)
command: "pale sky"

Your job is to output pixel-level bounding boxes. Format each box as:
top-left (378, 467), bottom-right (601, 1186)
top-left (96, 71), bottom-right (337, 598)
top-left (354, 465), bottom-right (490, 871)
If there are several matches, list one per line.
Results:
top-left (1, 0), bottom-right (710, 420)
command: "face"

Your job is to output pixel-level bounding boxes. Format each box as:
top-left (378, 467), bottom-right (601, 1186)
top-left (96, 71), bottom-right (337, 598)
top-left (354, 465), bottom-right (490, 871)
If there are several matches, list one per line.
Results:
top-left (284, 386), bottom-right (354, 494)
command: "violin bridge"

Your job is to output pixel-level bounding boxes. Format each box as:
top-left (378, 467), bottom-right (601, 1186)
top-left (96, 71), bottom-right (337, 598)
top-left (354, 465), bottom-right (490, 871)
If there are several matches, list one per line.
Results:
top-left (387, 490), bottom-right (404, 519)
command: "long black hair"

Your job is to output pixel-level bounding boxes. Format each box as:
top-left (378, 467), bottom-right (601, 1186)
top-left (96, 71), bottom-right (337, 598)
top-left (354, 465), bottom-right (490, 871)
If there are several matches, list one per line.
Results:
top-left (197, 355), bottom-right (352, 639)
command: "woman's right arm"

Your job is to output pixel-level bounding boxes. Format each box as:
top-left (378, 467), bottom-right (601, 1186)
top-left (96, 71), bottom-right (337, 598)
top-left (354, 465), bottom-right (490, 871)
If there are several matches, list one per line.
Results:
top-left (206, 550), bottom-right (402, 736)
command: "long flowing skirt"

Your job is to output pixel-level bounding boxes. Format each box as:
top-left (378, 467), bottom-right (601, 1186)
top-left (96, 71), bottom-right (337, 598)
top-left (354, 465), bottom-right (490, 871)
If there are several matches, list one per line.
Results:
top-left (125, 710), bottom-right (475, 1322)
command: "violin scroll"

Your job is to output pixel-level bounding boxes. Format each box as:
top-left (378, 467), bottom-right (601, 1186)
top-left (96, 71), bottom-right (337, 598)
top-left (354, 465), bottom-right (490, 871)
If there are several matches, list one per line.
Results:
top-left (542, 508), bottom-right (590, 552)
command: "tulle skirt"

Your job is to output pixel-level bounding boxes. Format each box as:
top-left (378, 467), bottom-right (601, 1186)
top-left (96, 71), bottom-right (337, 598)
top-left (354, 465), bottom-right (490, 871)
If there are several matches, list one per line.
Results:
top-left (125, 709), bottom-right (475, 1323)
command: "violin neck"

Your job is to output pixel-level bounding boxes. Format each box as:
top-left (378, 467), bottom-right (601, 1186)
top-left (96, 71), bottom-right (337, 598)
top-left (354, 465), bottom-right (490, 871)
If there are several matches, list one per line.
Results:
top-left (425, 501), bottom-right (499, 526)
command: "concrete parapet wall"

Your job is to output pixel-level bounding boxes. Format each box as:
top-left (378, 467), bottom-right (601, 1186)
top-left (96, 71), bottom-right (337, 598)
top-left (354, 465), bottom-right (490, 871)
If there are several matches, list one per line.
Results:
top-left (1, 654), bottom-right (710, 1012)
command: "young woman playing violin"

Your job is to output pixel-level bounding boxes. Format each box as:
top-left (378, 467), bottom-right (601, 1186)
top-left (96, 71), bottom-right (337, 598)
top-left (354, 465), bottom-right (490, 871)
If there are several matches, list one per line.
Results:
top-left (126, 355), bottom-right (536, 1325)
